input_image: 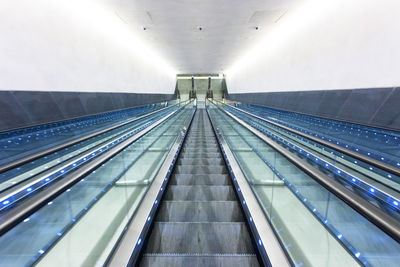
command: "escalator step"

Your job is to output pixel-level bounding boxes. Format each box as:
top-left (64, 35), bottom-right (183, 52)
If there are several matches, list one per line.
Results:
top-left (182, 147), bottom-right (219, 152)
top-left (145, 222), bottom-right (254, 254)
top-left (140, 254), bottom-right (259, 267)
top-left (177, 158), bottom-right (224, 166)
top-left (174, 165), bottom-right (228, 174)
top-left (181, 152), bottom-right (222, 159)
top-left (170, 174), bottom-right (230, 185)
top-left (156, 201), bottom-right (244, 222)
top-left (164, 185), bottom-right (236, 201)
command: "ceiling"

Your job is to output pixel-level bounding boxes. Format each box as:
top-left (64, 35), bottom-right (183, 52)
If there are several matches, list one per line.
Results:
top-left (104, 0), bottom-right (303, 74)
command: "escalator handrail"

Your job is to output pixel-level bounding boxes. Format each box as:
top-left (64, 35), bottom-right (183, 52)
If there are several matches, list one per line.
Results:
top-left (0, 101), bottom-right (188, 175)
top-left (211, 100), bottom-right (400, 243)
top-left (0, 106), bottom-right (186, 237)
top-left (217, 100), bottom-right (400, 177)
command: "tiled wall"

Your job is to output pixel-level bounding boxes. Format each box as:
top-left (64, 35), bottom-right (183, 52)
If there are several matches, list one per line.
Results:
top-left (0, 91), bottom-right (175, 132)
top-left (227, 87), bottom-right (400, 131)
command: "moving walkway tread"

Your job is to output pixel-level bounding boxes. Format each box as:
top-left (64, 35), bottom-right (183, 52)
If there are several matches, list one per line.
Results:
top-left (139, 108), bottom-right (260, 266)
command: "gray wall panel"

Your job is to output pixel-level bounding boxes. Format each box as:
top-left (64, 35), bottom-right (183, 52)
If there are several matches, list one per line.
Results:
top-left (0, 91), bottom-right (175, 132)
top-left (337, 88), bottom-right (393, 123)
top-left (0, 92), bottom-right (29, 130)
top-left (370, 89), bottom-right (400, 128)
top-left (227, 87), bottom-right (400, 131)
top-left (50, 92), bottom-right (87, 118)
top-left (315, 90), bottom-right (349, 118)
top-left (13, 91), bottom-right (64, 123)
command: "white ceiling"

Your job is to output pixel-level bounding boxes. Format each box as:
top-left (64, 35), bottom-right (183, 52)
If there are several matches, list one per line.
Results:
top-left (104, 0), bottom-right (303, 74)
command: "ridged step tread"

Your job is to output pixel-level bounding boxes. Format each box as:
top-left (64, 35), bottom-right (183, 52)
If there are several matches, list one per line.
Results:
top-left (170, 174), bottom-right (230, 185)
top-left (174, 165), bottom-right (227, 174)
top-left (181, 152), bottom-right (222, 159)
top-left (140, 254), bottom-right (259, 267)
top-left (164, 185), bottom-right (236, 201)
top-left (145, 222), bottom-right (254, 254)
top-left (156, 201), bottom-right (244, 222)
top-left (182, 150), bottom-right (219, 154)
top-left (177, 158), bottom-right (224, 166)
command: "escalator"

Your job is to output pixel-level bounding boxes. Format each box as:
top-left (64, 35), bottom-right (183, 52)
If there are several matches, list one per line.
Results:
top-left (2, 98), bottom-right (400, 267)
top-left (139, 108), bottom-right (260, 266)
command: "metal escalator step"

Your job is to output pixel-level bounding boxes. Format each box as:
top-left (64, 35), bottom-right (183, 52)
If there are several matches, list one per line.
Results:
top-left (144, 222), bottom-right (254, 254)
top-left (177, 158), bottom-right (224, 166)
top-left (140, 254), bottom-right (259, 267)
top-left (180, 152), bottom-right (222, 159)
top-left (170, 174), bottom-right (230, 185)
top-left (156, 201), bottom-right (244, 222)
top-left (183, 144), bottom-right (218, 148)
top-left (174, 165), bottom-right (227, 174)
top-left (185, 140), bottom-right (217, 144)
top-left (164, 185), bottom-right (236, 201)
top-left (182, 148), bottom-right (219, 153)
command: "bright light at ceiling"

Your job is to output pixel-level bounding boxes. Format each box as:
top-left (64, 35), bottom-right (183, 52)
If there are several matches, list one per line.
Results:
top-left (55, 0), bottom-right (176, 77)
top-left (226, 0), bottom-right (342, 77)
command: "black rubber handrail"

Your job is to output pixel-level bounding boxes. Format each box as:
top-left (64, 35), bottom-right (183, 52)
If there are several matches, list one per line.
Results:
top-left (0, 101), bottom-right (186, 175)
top-left (218, 100), bottom-right (400, 177)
